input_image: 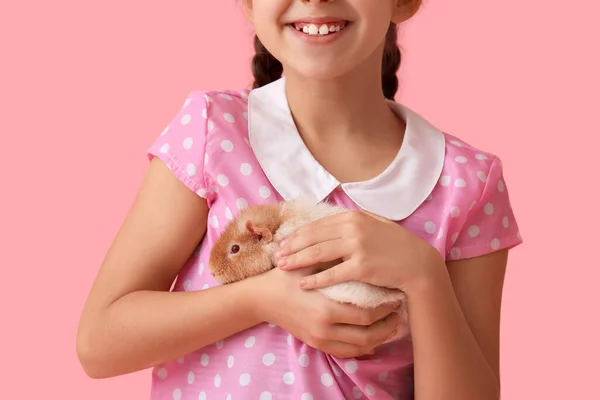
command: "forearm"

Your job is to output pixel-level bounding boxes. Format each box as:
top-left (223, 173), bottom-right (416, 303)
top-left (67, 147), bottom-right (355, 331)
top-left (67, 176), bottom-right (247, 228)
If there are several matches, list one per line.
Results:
top-left (77, 280), bottom-right (261, 379)
top-left (406, 269), bottom-right (500, 400)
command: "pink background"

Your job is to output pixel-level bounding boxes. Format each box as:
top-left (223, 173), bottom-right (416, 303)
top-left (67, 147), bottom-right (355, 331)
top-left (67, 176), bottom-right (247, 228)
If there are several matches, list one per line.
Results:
top-left (1, 0), bottom-right (598, 399)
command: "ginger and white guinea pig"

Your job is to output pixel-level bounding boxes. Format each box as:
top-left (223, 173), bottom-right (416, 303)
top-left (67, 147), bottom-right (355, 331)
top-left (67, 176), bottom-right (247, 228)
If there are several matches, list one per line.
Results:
top-left (207, 198), bottom-right (408, 325)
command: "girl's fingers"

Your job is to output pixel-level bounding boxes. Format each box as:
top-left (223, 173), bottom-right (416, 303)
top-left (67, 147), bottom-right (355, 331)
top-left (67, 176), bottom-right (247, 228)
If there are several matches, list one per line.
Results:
top-left (278, 222), bottom-right (344, 257)
top-left (298, 259), bottom-right (356, 289)
top-left (329, 312), bottom-right (400, 348)
top-left (278, 238), bottom-right (348, 270)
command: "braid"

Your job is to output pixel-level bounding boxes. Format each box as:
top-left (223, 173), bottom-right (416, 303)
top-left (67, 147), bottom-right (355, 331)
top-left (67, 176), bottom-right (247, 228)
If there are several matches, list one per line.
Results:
top-left (250, 24), bottom-right (402, 100)
top-left (382, 23), bottom-right (401, 100)
top-left (251, 35), bottom-right (283, 89)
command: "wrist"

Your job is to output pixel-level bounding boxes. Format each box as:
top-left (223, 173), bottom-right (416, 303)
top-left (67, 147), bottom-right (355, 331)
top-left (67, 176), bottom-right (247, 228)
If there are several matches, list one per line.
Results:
top-left (243, 272), bottom-right (275, 324)
top-left (404, 248), bottom-right (449, 297)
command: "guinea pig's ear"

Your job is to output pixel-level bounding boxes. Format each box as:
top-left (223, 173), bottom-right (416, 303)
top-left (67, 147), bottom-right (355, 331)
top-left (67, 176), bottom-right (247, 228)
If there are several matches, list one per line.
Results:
top-left (245, 220), bottom-right (273, 242)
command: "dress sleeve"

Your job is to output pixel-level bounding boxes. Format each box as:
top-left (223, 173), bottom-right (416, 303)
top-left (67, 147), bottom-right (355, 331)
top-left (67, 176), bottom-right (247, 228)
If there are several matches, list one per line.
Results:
top-left (146, 91), bottom-right (210, 198)
top-left (449, 156), bottom-right (523, 260)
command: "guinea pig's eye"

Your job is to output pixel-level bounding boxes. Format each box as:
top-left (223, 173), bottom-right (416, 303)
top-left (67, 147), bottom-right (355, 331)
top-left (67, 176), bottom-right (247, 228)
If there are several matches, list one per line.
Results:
top-left (230, 244), bottom-right (240, 254)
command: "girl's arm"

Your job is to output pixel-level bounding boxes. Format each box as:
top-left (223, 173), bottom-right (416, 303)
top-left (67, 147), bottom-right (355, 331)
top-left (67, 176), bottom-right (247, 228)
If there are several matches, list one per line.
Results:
top-left (408, 249), bottom-right (508, 400)
top-left (76, 158), bottom-right (264, 379)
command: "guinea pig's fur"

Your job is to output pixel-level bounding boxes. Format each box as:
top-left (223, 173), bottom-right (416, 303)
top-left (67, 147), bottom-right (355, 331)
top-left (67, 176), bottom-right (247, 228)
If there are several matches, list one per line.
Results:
top-left (208, 198), bottom-right (409, 328)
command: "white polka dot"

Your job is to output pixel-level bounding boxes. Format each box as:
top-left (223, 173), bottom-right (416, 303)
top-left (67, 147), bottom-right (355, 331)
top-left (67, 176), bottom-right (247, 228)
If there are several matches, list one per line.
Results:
top-left (245, 336), bottom-right (256, 348)
top-left (491, 238), bottom-right (501, 250)
top-left (225, 207), bottom-right (233, 220)
top-left (161, 126), bottom-right (169, 136)
top-left (204, 95), bottom-right (214, 103)
top-left (470, 200), bottom-right (477, 210)
top-left (283, 372), bottom-right (295, 385)
top-left (188, 371), bottom-right (195, 384)
top-left (259, 186), bottom-right (271, 199)
top-left (379, 371), bottom-right (388, 381)
top-left (262, 352), bottom-right (276, 366)
top-left (241, 91), bottom-right (249, 100)
top-left (220, 93), bottom-right (233, 100)
top-left (217, 174), bottom-right (229, 186)
top-left (202, 108), bottom-right (208, 119)
top-left (352, 386), bottom-right (363, 398)
top-left (332, 364), bottom-right (342, 377)
top-left (199, 392), bottom-right (206, 400)
top-left (484, 202), bottom-right (494, 215)
top-left (183, 279), bottom-right (191, 291)
top-left (301, 394), bottom-right (314, 400)
top-left (227, 355), bottom-right (235, 368)
top-left (197, 188), bottom-right (207, 197)
top-left (366, 384), bottom-right (376, 396)
top-left (201, 283), bottom-right (209, 290)
top-left (455, 156), bottom-right (468, 163)
top-left (321, 373), bottom-right (334, 386)
top-left (239, 373), bottom-right (251, 386)
top-left (214, 374), bottom-right (221, 387)
top-left (287, 334), bottom-right (293, 345)
top-left (177, 356), bottom-right (184, 364)
top-left (477, 171), bottom-right (487, 183)
top-left (216, 340), bottom-right (224, 349)
top-left (454, 178), bottom-right (467, 187)
top-left (424, 221), bottom-right (437, 234)
top-left (345, 360), bottom-right (358, 373)
top-left (204, 153), bottom-right (209, 164)
top-left (200, 353), bottom-right (209, 367)
top-left (207, 120), bottom-right (214, 131)
top-left (244, 137), bottom-right (250, 146)
top-left (517, 231), bottom-right (522, 241)
top-left (243, 112), bottom-right (248, 120)
top-left (224, 113), bottom-right (235, 123)
top-left (427, 194), bottom-right (433, 201)
top-left (198, 263), bottom-right (204, 276)
top-left (157, 367), bottom-right (168, 380)
top-left (450, 247), bottom-right (462, 259)
top-left (210, 216), bottom-right (219, 229)
top-left (220, 140), bottom-right (234, 152)
top-left (181, 114), bottom-right (192, 125)
top-left (450, 206), bottom-right (460, 217)
top-left (503, 216), bottom-right (509, 228)
top-left (475, 153), bottom-right (488, 160)
top-left (183, 137), bottom-right (193, 149)
top-left (236, 198), bottom-right (248, 209)
top-left (437, 227), bottom-right (444, 240)
top-left (186, 163), bottom-right (197, 177)
top-left (498, 179), bottom-right (505, 192)
top-left (268, 323), bottom-right (277, 328)
top-left (240, 163), bottom-right (252, 176)
top-left (439, 175), bottom-right (451, 186)
top-left (260, 392), bottom-right (273, 400)
top-left (298, 353), bottom-right (310, 367)
top-left (226, 395), bottom-right (231, 400)
top-left (159, 143), bottom-right (169, 153)
top-left (173, 388), bottom-right (182, 400)
top-left (450, 140), bottom-right (462, 147)
top-left (468, 225), bottom-right (480, 238)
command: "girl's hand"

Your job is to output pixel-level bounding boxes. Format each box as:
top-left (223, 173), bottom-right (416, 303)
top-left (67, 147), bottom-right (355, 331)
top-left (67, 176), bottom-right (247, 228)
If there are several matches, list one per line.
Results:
top-left (276, 210), bottom-right (444, 293)
top-left (254, 265), bottom-right (402, 359)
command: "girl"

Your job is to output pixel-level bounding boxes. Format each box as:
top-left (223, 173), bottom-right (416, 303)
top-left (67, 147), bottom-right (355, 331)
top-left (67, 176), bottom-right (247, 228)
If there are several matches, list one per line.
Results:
top-left (76, 0), bottom-right (523, 399)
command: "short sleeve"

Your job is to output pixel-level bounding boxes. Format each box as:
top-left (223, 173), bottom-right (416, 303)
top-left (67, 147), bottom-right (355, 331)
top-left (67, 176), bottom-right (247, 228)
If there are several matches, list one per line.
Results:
top-left (147, 91), bottom-right (209, 197)
top-left (449, 156), bottom-right (523, 260)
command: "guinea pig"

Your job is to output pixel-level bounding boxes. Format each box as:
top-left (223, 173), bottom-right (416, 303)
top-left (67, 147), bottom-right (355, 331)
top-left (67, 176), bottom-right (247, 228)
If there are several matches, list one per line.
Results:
top-left (208, 198), bottom-right (409, 326)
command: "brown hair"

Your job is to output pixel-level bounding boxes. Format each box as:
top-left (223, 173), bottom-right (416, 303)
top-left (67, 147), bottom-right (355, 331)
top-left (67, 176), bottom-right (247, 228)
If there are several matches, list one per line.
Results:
top-left (251, 23), bottom-right (401, 100)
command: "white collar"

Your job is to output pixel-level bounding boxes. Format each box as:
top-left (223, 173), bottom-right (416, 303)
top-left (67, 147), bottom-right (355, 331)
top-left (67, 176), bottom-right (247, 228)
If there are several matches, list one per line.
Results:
top-left (247, 77), bottom-right (446, 221)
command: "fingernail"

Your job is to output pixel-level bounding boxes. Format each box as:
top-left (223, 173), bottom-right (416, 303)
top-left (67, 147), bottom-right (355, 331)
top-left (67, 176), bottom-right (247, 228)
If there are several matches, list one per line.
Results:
top-left (299, 278), bottom-right (307, 288)
top-left (278, 258), bottom-right (287, 268)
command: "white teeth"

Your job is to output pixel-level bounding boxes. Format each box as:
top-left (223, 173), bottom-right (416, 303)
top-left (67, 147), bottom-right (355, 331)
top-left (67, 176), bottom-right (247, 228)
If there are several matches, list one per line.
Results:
top-left (295, 22), bottom-right (346, 36)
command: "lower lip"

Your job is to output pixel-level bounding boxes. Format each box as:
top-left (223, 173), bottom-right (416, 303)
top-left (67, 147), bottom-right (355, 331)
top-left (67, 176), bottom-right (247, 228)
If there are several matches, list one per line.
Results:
top-left (288, 23), bottom-right (351, 44)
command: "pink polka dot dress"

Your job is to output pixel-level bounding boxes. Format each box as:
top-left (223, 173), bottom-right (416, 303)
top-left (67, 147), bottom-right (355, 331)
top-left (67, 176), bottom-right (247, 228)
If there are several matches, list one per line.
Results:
top-left (146, 78), bottom-right (523, 399)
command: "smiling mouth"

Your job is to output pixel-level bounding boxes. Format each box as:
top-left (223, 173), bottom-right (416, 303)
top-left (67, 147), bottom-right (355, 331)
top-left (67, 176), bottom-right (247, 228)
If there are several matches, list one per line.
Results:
top-left (289, 21), bottom-right (349, 36)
